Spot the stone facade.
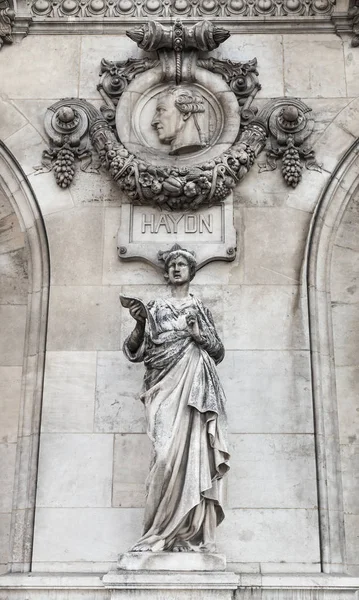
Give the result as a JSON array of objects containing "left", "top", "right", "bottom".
[{"left": 0, "top": 2, "right": 359, "bottom": 598}]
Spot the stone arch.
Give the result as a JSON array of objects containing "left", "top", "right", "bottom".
[
  {"left": 305, "top": 136, "right": 359, "bottom": 574},
  {"left": 0, "top": 141, "right": 49, "bottom": 573}
]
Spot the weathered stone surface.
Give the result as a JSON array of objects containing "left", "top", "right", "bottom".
[
  {"left": 103, "top": 207, "right": 161, "bottom": 286},
  {"left": 0, "top": 99, "right": 27, "bottom": 141},
  {"left": 0, "top": 442, "right": 16, "bottom": 512},
  {"left": 228, "top": 434, "right": 317, "bottom": 509},
  {"left": 283, "top": 35, "right": 346, "bottom": 98},
  {"left": 341, "top": 443, "right": 359, "bottom": 515},
  {"left": 28, "top": 172, "right": 74, "bottom": 217},
  {"left": 95, "top": 351, "right": 146, "bottom": 434},
  {"left": 0, "top": 213, "right": 25, "bottom": 255},
  {"left": 116, "top": 552, "right": 226, "bottom": 571},
  {"left": 79, "top": 37, "right": 142, "bottom": 99},
  {"left": 345, "top": 514, "right": 359, "bottom": 566},
  {"left": 315, "top": 122, "right": 357, "bottom": 173},
  {"left": 36, "top": 433, "right": 113, "bottom": 508},
  {"left": 0, "top": 305, "right": 26, "bottom": 365},
  {"left": 113, "top": 434, "right": 151, "bottom": 507},
  {"left": 332, "top": 303, "right": 359, "bottom": 368},
  {"left": 243, "top": 207, "right": 311, "bottom": 285},
  {"left": 219, "top": 350, "right": 313, "bottom": 434},
  {"left": 41, "top": 352, "right": 97, "bottom": 433},
  {"left": 0, "top": 513, "right": 11, "bottom": 565},
  {"left": 222, "top": 285, "right": 308, "bottom": 350},
  {"left": 47, "top": 286, "right": 122, "bottom": 351},
  {"left": 217, "top": 508, "right": 320, "bottom": 564},
  {"left": 45, "top": 207, "right": 104, "bottom": 286},
  {"left": 0, "top": 366, "right": 22, "bottom": 443},
  {"left": 32, "top": 508, "right": 143, "bottom": 563},
  {"left": 214, "top": 35, "right": 284, "bottom": 98},
  {"left": 0, "top": 249, "right": 28, "bottom": 305},
  {"left": 344, "top": 40, "right": 359, "bottom": 98},
  {"left": 336, "top": 366, "right": 359, "bottom": 445},
  {"left": 0, "top": 36, "right": 81, "bottom": 99},
  {"left": 331, "top": 244, "right": 359, "bottom": 305},
  {"left": 5, "top": 124, "right": 48, "bottom": 177}
]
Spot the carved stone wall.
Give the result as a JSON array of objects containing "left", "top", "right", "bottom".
[
  {"left": 29, "top": 0, "right": 336, "bottom": 19},
  {"left": 331, "top": 173, "right": 359, "bottom": 575},
  {"left": 0, "top": 184, "right": 27, "bottom": 575},
  {"left": 0, "top": 10, "right": 359, "bottom": 600}
]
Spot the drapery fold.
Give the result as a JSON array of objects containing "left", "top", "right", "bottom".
[{"left": 123, "top": 296, "right": 229, "bottom": 551}]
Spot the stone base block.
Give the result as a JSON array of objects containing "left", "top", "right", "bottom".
[
  {"left": 116, "top": 552, "right": 226, "bottom": 572},
  {"left": 102, "top": 569, "right": 239, "bottom": 600},
  {"left": 0, "top": 573, "right": 358, "bottom": 600}
]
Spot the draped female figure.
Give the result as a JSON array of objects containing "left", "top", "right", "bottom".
[{"left": 122, "top": 248, "right": 229, "bottom": 553}]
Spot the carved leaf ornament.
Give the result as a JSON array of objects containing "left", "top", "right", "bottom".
[
  {"left": 38, "top": 19, "right": 321, "bottom": 205},
  {"left": 92, "top": 20, "right": 268, "bottom": 210}
]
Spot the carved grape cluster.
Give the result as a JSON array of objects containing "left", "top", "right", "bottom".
[
  {"left": 100, "top": 140, "right": 256, "bottom": 209},
  {"left": 281, "top": 145, "right": 302, "bottom": 188},
  {"left": 53, "top": 147, "right": 76, "bottom": 188}
]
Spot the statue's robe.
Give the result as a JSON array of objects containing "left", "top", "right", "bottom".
[{"left": 123, "top": 295, "right": 229, "bottom": 551}]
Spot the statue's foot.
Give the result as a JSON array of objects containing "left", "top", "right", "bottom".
[
  {"left": 199, "top": 542, "right": 216, "bottom": 553},
  {"left": 130, "top": 543, "right": 155, "bottom": 552},
  {"left": 172, "top": 541, "right": 195, "bottom": 552}
]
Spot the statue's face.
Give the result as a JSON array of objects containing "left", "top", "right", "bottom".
[
  {"left": 166, "top": 255, "right": 191, "bottom": 285},
  {"left": 151, "top": 95, "right": 182, "bottom": 144}
]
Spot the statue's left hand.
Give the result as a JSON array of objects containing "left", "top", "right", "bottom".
[
  {"left": 129, "top": 300, "right": 147, "bottom": 324},
  {"left": 186, "top": 312, "right": 202, "bottom": 343}
]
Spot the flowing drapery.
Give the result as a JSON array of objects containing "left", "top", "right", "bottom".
[{"left": 123, "top": 295, "right": 229, "bottom": 551}]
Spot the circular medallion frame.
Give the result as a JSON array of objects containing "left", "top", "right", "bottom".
[{"left": 116, "top": 65, "right": 241, "bottom": 169}]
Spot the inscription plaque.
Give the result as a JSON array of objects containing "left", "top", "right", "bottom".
[{"left": 118, "top": 195, "right": 237, "bottom": 269}]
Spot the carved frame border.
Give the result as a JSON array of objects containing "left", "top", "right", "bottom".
[
  {"left": 305, "top": 139, "right": 359, "bottom": 573},
  {"left": 0, "top": 142, "right": 50, "bottom": 573}
]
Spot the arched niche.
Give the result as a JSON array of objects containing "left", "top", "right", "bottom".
[
  {"left": 306, "top": 139, "right": 359, "bottom": 574},
  {"left": 0, "top": 142, "right": 49, "bottom": 573},
  {"left": 330, "top": 170, "right": 359, "bottom": 576}
]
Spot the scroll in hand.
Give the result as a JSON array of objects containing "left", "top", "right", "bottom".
[{"left": 120, "top": 295, "right": 147, "bottom": 323}]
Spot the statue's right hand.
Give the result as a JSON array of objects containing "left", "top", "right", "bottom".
[{"left": 128, "top": 300, "right": 147, "bottom": 323}]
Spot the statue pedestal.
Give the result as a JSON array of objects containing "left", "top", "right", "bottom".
[
  {"left": 115, "top": 551, "right": 226, "bottom": 571},
  {"left": 102, "top": 553, "right": 238, "bottom": 599}
]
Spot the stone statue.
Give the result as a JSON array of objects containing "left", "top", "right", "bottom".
[
  {"left": 151, "top": 86, "right": 208, "bottom": 156},
  {"left": 121, "top": 246, "right": 229, "bottom": 553}
]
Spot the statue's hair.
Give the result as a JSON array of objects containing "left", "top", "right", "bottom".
[
  {"left": 164, "top": 249, "right": 197, "bottom": 282},
  {"left": 168, "top": 87, "right": 205, "bottom": 116}
]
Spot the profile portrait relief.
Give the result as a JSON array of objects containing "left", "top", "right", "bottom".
[{"left": 151, "top": 86, "right": 208, "bottom": 156}]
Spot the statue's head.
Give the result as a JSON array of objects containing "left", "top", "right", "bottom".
[
  {"left": 163, "top": 248, "right": 197, "bottom": 283},
  {"left": 151, "top": 86, "right": 207, "bottom": 156}
]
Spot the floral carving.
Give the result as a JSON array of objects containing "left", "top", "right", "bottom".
[
  {"left": 98, "top": 57, "right": 160, "bottom": 125},
  {"left": 36, "top": 102, "right": 101, "bottom": 188},
  {"left": 197, "top": 57, "right": 261, "bottom": 127},
  {"left": 0, "top": 2, "right": 15, "bottom": 49},
  {"left": 39, "top": 19, "right": 320, "bottom": 201},
  {"left": 349, "top": 0, "right": 359, "bottom": 47},
  {"left": 93, "top": 120, "right": 265, "bottom": 209},
  {"left": 258, "top": 102, "right": 321, "bottom": 188}
]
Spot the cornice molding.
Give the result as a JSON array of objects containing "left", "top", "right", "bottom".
[{"left": 11, "top": 15, "right": 354, "bottom": 37}]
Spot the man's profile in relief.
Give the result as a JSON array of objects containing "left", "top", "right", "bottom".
[{"left": 151, "top": 86, "right": 208, "bottom": 156}]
